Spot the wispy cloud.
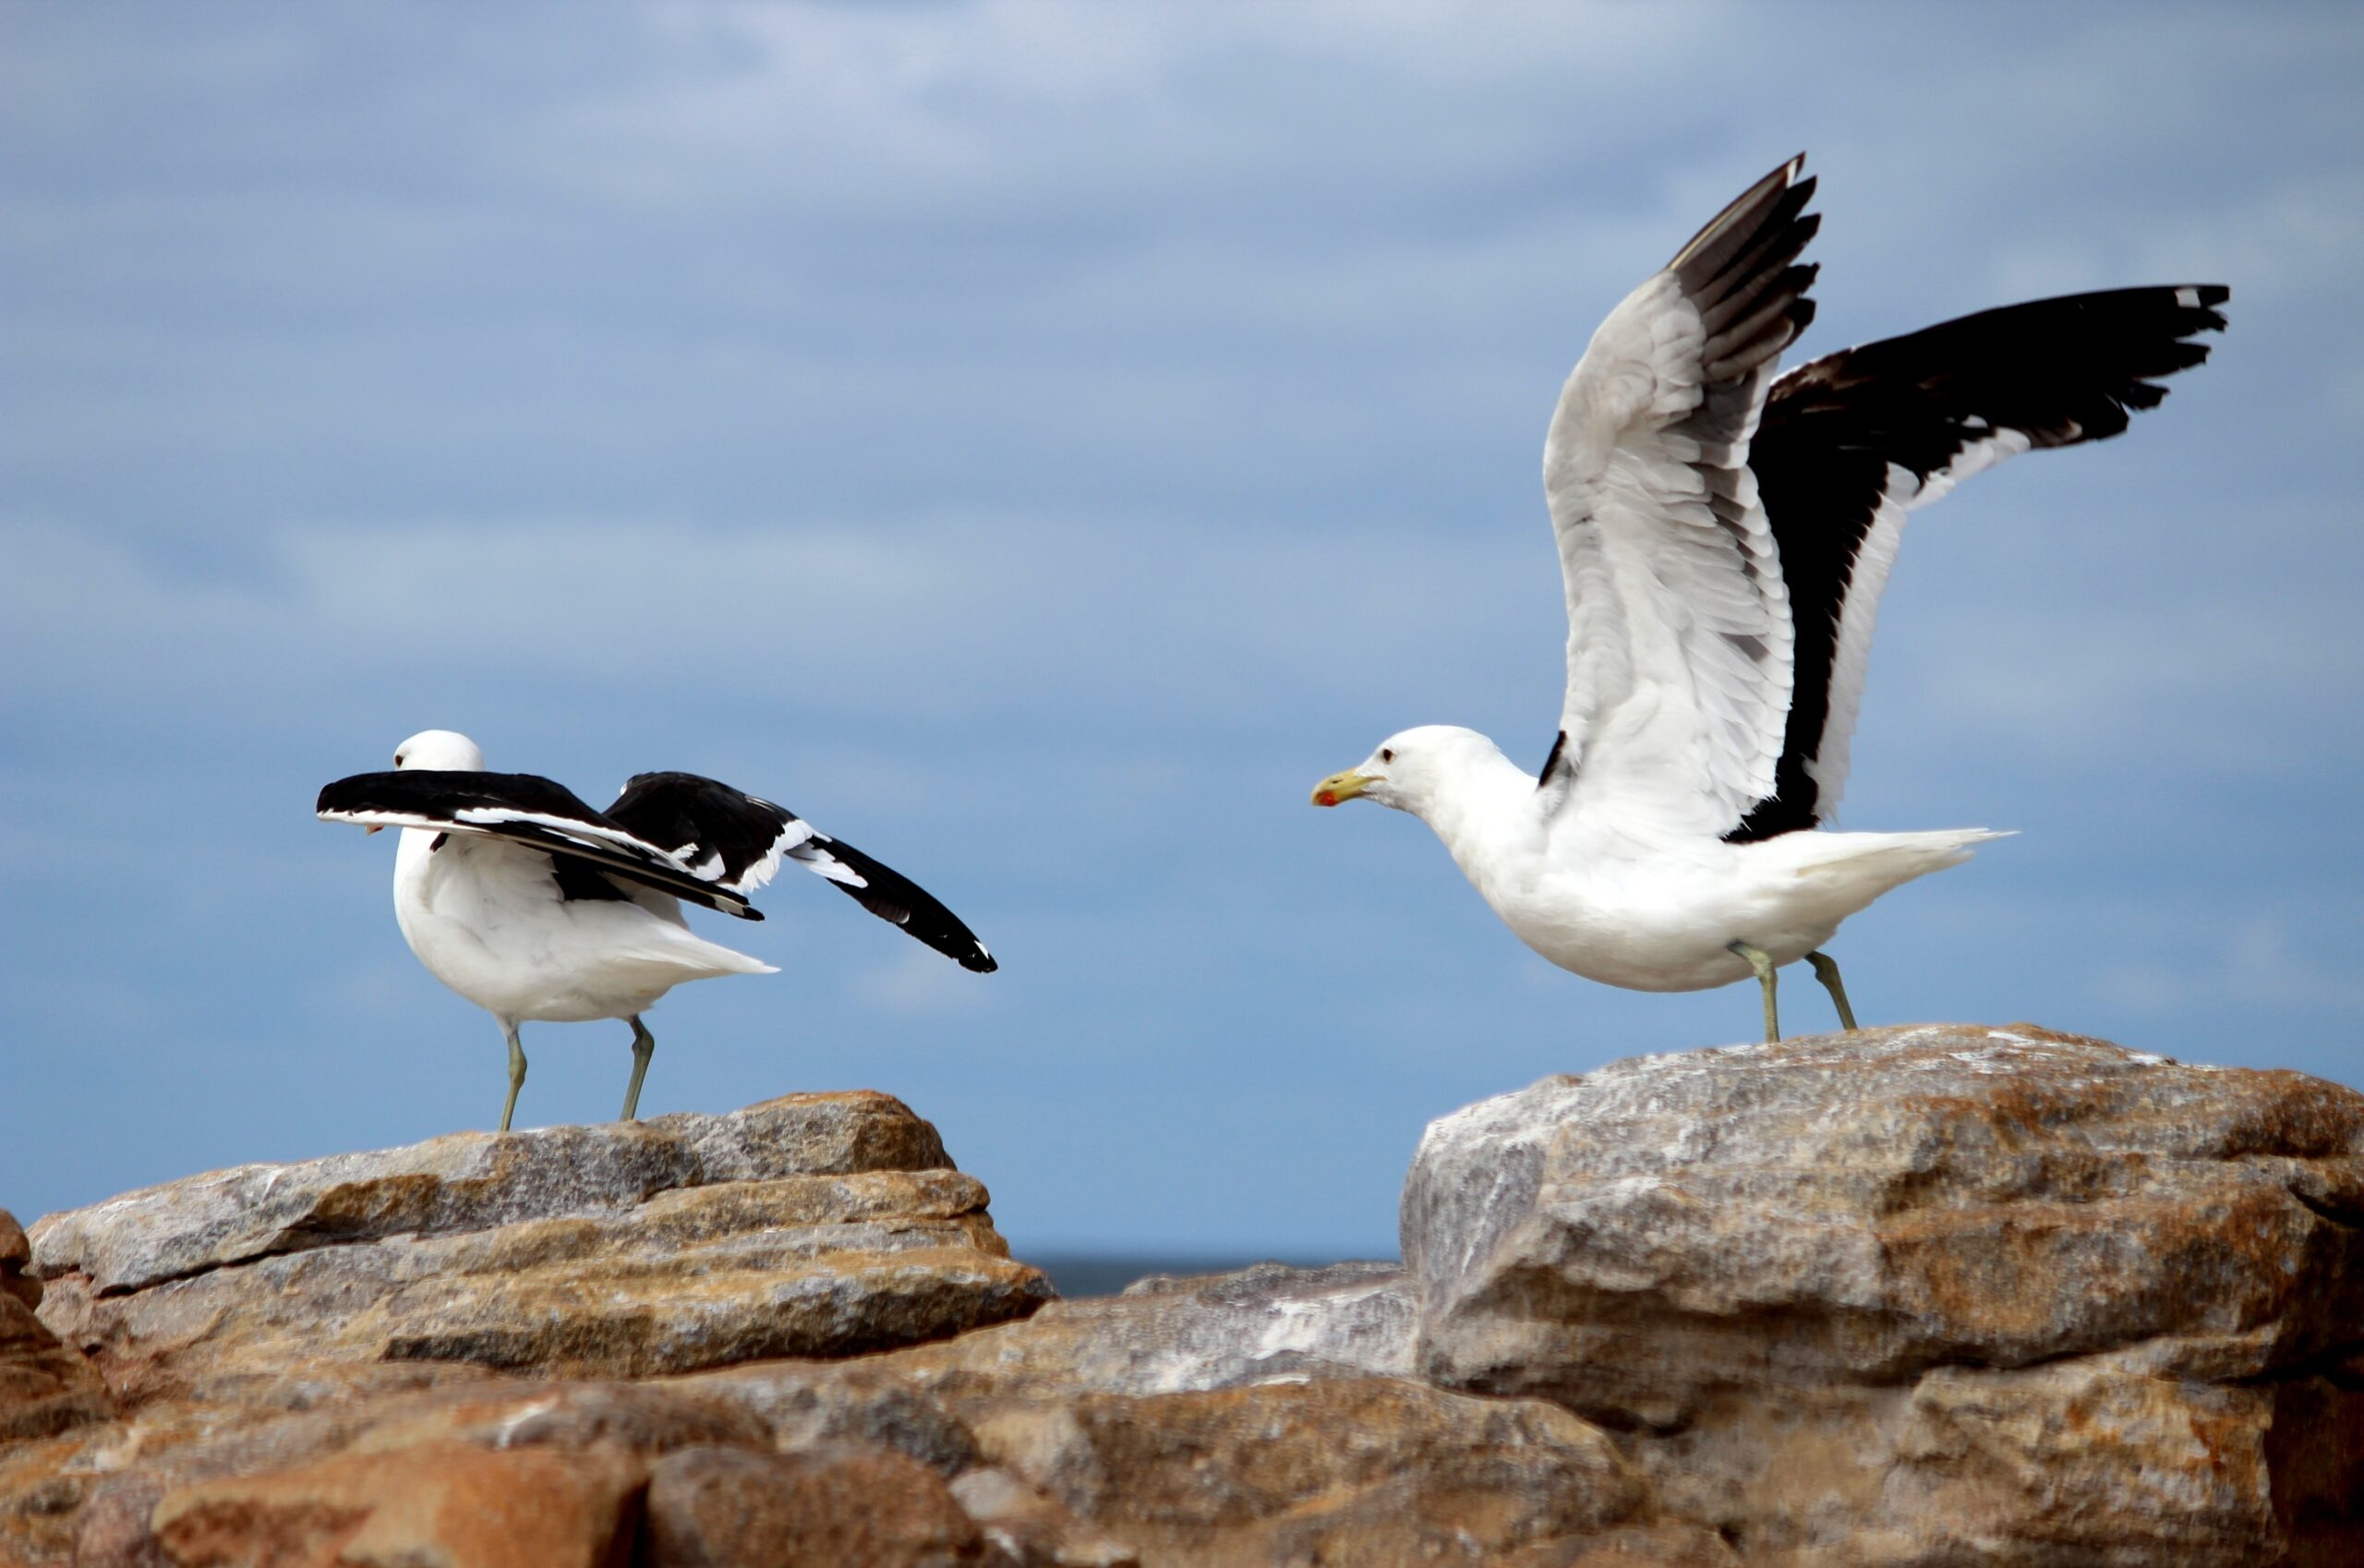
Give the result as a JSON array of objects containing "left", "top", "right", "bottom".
[{"left": 3, "top": 1, "right": 2358, "bottom": 1248}]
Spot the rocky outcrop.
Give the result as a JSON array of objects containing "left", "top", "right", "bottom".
[
  {"left": 30, "top": 1092, "right": 1051, "bottom": 1405},
  {"left": 6, "top": 1029, "right": 2359, "bottom": 1566},
  {"left": 0, "top": 1263, "right": 1725, "bottom": 1568},
  {"left": 680, "top": 1263, "right": 1732, "bottom": 1565},
  {"left": 1, "top": 1243, "right": 1718, "bottom": 1566},
  {"left": 1405, "top": 1024, "right": 2364, "bottom": 1567},
  {"left": 0, "top": 1093, "right": 1055, "bottom": 1566}
]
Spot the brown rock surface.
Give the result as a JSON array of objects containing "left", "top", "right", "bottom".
[
  {"left": 959, "top": 1377, "right": 1675, "bottom": 1567},
  {"left": 1403, "top": 1024, "right": 2364, "bottom": 1566},
  {"left": 687, "top": 1271, "right": 1730, "bottom": 1568},
  {"left": 22, "top": 1377, "right": 777, "bottom": 1565},
  {"left": 0, "top": 1209, "right": 113, "bottom": 1445},
  {"left": 2, "top": 1210, "right": 40, "bottom": 1311},
  {"left": 30, "top": 1092, "right": 1051, "bottom": 1402},
  {"left": 641, "top": 1442, "right": 985, "bottom": 1567},
  {"left": 151, "top": 1438, "right": 645, "bottom": 1568}
]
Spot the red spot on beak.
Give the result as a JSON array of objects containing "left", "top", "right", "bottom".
[{"left": 1313, "top": 790, "right": 1338, "bottom": 807}]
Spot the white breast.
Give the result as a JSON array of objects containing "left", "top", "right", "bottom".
[{"left": 391, "top": 828, "right": 768, "bottom": 1024}]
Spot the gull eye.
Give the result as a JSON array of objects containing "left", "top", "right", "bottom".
[{"left": 1381, "top": 748, "right": 1395, "bottom": 764}]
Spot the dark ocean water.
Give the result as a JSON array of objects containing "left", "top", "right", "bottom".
[{"left": 1028, "top": 1253, "right": 1393, "bottom": 1299}]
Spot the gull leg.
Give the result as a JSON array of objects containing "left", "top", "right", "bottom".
[
  {"left": 500, "top": 1022, "right": 527, "bottom": 1133},
  {"left": 621, "top": 1016, "right": 656, "bottom": 1122},
  {"left": 1806, "top": 950, "right": 1859, "bottom": 1031},
  {"left": 1728, "top": 941, "right": 1780, "bottom": 1043}
]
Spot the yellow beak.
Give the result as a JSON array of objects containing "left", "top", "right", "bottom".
[
  {"left": 365, "top": 824, "right": 384, "bottom": 835},
  {"left": 1310, "top": 770, "right": 1377, "bottom": 808}
]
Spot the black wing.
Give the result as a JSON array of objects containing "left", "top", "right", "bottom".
[
  {"left": 609, "top": 772, "right": 998, "bottom": 973},
  {"left": 316, "top": 769, "right": 761, "bottom": 919},
  {"left": 1728, "top": 283, "right": 2230, "bottom": 842},
  {"left": 607, "top": 771, "right": 813, "bottom": 894}
]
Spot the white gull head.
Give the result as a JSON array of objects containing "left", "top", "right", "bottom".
[
  {"left": 392, "top": 730, "right": 485, "bottom": 771},
  {"left": 1310, "top": 724, "right": 1514, "bottom": 820}
]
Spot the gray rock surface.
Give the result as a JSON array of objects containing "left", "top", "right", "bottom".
[
  {"left": 30, "top": 1092, "right": 954, "bottom": 1295},
  {"left": 30, "top": 1092, "right": 1051, "bottom": 1400},
  {"left": 1403, "top": 1023, "right": 2364, "bottom": 1566},
  {"left": 862, "top": 1260, "right": 1414, "bottom": 1397}
]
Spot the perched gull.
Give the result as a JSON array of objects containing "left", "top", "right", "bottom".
[
  {"left": 319, "top": 730, "right": 995, "bottom": 1129},
  {"left": 1311, "top": 155, "right": 2226, "bottom": 1042}
]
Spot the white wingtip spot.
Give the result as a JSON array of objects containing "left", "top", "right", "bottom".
[{"left": 2176, "top": 286, "right": 2201, "bottom": 308}]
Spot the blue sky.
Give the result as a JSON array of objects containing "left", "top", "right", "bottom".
[{"left": 5, "top": 3, "right": 2360, "bottom": 1255}]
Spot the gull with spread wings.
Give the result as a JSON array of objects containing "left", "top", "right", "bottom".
[
  {"left": 1312, "top": 155, "right": 2226, "bottom": 1041},
  {"left": 320, "top": 730, "right": 995, "bottom": 1128}
]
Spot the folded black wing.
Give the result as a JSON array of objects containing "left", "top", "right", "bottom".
[
  {"left": 609, "top": 771, "right": 997, "bottom": 972},
  {"left": 316, "top": 768, "right": 760, "bottom": 919}
]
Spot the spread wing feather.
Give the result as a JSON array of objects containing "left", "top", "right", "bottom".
[
  {"left": 1541, "top": 155, "right": 1819, "bottom": 836},
  {"left": 609, "top": 772, "right": 998, "bottom": 972},
  {"left": 1727, "top": 283, "right": 2231, "bottom": 840}
]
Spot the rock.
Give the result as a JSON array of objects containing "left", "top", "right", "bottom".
[
  {"left": 947, "top": 1468, "right": 1141, "bottom": 1567},
  {"left": 2, "top": 1209, "right": 41, "bottom": 1311},
  {"left": 692, "top": 1363, "right": 987, "bottom": 1475},
  {"left": 14, "top": 1030, "right": 2358, "bottom": 1567},
  {"left": 49, "top": 1381, "right": 749, "bottom": 1562},
  {"left": 0, "top": 1210, "right": 113, "bottom": 1444},
  {"left": 30, "top": 1093, "right": 953, "bottom": 1296},
  {"left": 1403, "top": 1024, "right": 2364, "bottom": 1566},
  {"left": 956, "top": 1376, "right": 1721, "bottom": 1568},
  {"left": 0, "top": 1294, "right": 114, "bottom": 1444},
  {"left": 674, "top": 1262, "right": 1416, "bottom": 1478},
  {"left": 30, "top": 1092, "right": 1051, "bottom": 1401},
  {"left": 151, "top": 1438, "right": 645, "bottom": 1568},
  {"left": 683, "top": 1264, "right": 1728, "bottom": 1566},
  {"left": 642, "top": 1443, "right": 987, "bottom": 1567},
  {"left": 5, "top": 1094, "right": 1046, "bottom": 1565},
  {"left": 793, "top": 1260, "right": 1417, "bottom": 1400}
]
